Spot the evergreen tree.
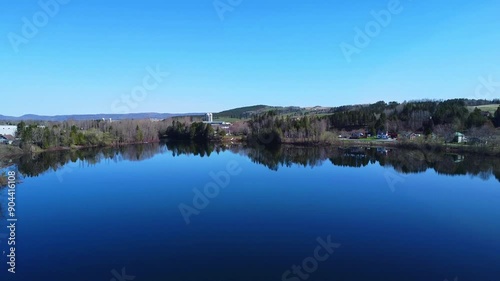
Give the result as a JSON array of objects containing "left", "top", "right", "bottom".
[
  {"left": 494, "top": 106, "right": 500, "bottom": 127},
  {"left": 466, "top": 108, "right": 488, "bottom": 128}
]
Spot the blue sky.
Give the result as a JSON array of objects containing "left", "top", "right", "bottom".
[{"left": 1, "top": 0, "right": 499, "bottom": 116}]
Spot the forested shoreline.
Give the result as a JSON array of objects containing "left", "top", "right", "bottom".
[
  {"left": 1, "top": 99, "right": 500, "bottom": 157},
  {"left": 244, "top": 99, "right": 500, "bottom": 152}
]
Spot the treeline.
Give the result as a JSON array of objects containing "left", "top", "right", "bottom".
[
  {"left": 328, "top": 99, "right": 500, "bottom": 133},
  {"left": 15, "top": 119, "right": 173, "bottom": 150},
  {"left": 8, "top": 116, "right": 224, "bottom": 151}
]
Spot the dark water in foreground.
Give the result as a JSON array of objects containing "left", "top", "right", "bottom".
[{"left": 0, "top": 143, "right": 499, "bottom": 281}]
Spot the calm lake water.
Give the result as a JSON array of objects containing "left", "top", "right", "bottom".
[{"left": 1, "top": 143, "right": 499, "bottom": 281}]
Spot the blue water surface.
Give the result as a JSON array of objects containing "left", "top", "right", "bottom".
[{"left": 0, "top": 144, "right": 499, "bottom": 281}]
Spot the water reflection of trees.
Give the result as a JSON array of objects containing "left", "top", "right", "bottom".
[
  {"left": 15, "top": 144, "right": 166, "bottom": 178},
  {"left": 237, "top": 145, "right": 331, "bottom": 171},
  {"left": 5, "top": 143, "right": 500, "bottom": 182},
  {"left": 243, "top": 145, "right": 500, "bottom": 182},
  {"left": 165, "top": 141, "right": 220, "bottom": 158}
]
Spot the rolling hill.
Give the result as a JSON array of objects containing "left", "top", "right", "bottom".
[{"left": 0, "top": 112, "right": 204, "bottom": 122}]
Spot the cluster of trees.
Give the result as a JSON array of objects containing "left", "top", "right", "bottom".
[
  {"left": 247, "top": 111, "right": 328, "bottom": 145},
  {"left": 10, "top": 115, "right": 228, "bottom": 150},
  {"left": 495, "top": 106, "right": 500, "bottom": 127},
  {"left": 15, "top": 119, "right": 173, "bottom": 150},
  {"left": 160, "top": 121, "right": 215, "bottom": 142}
]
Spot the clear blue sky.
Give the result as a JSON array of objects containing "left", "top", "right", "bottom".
[{"left": 1, "top": 0, "right": 499, "bottom": 116}]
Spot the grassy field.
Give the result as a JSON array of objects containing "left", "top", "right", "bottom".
[
  {"left": 213, "top": 117, "right": 247, "bottom": 123},
  {"left": 467, "top": 104, "right": 499, "bottom": 114}
]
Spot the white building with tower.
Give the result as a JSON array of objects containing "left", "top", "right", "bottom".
[{"left": 205, "top": 113, "right": 213, "bottom": 122}]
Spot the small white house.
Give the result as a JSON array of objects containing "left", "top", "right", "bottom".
[
  {"left": 453, "top": 132, "right": 467, "bottom": 143},
  {"left": 0, "top": 125, "right": 17, "bottom": 137}
]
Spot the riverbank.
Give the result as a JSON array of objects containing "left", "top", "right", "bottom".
[
  {"left": 332, "top": 138, "right": 500, "bottom": 155},
  {"left": 0, "top": 145, "right": 24, "bottom": 160},
  {"left": 0, "top": 141, "right": 163, "bottom": 163},
  {"left": 246, "top": 137, "right": 500, "bottom": 156},
  {"left": 4, "top": 135, "right": 499, "bottom": 164},
  {"left": 0, "top": 135, "right": 244, "bottom": 163}
]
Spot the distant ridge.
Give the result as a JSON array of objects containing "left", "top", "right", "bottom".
[
  {"left": 3, "top": 99, "right": 499, "bottom": 122},
  {"left": 214, "top": 105, "right": 270, "bottom": 119},
  {"left": 0, "top": 112, "right": 205, "bottom": 122}
]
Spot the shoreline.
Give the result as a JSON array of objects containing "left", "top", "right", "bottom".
[
  {"left": 40, "top": 140, "right": 163, "bottom": 152},
  {"left": 2, "top": 137, "right": 499, "bottom": 162},
  {"left": 0, "top": 141, "right": 162, "bottom": 162},
  {"left": 339, "top": 139, "right": 500, "bottom": 155},
  {"left": 248, "top": 138, "right": 500, "bottom": 156},
  {"left": 0, "top": 136, "right": 240, "bottom": 161}
]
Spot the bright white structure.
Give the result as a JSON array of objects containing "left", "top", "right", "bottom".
[
  {"left": 205, "top": 113, "right": 213, "bottom": 122},
  {"left": 0, "top": 125, "right": 17, "bottom": 136}
]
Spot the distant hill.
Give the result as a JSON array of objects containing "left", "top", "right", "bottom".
[
  {"left": 0, "top": 112, "right": 204, "bottom": 122},
  {"left": 214, "top": 105, "right": 270, "bottom": 119},
  {"left": 3, "top": 98, "right": 498, "bottom": 123},
  {"left": 214, "top": 105, "right": 334, "bottom": 119}
]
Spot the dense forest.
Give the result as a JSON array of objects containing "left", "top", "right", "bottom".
[
  {"left": 245, "top": 99, "right": 500, "bottom": 146},
  {"left": 247, "top": 111, "right": 328, "bottom": 145},
  {"left": 328, "top": 99, "right": 499, "bottom": 133}
]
